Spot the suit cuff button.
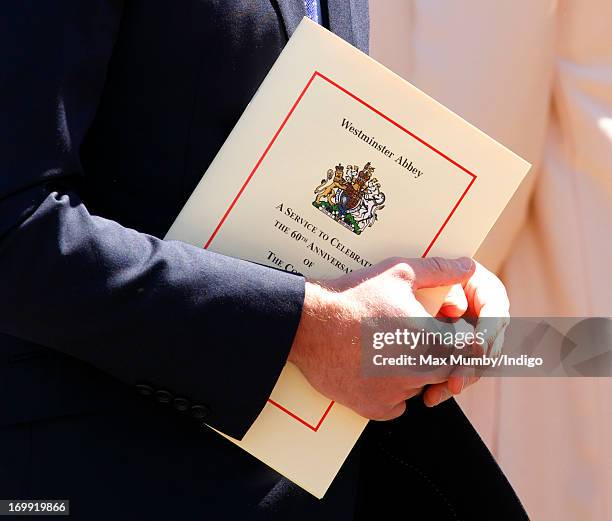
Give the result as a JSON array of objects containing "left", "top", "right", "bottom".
[
  {"left": 190, "top": 404, "right": 210, "bottom": 420},
  {"left": 136, "top": 384, "right": 154, "bottom": 397},
  {"left": 155, "top": 389, "right": 174, "bottom": 404},
  {"left": 173, "top": 397, "right": 190, "bottom": 412}
]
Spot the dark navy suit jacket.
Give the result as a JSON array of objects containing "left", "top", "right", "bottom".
[
  {"left": 0, "top": 1, "right": 371, "bottom": 519},
  {"left": 0, "top": 2, "right": 529, "bottom": 520}
]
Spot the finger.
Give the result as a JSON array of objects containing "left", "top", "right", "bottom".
[
  {"left": 447, "top": 339, "right": 482, "bottom": 394},
  {"left": 489, "top": 329, "right": 506, "bottom": 358},
  {"left": 438, "top": 284, "right": 468, "bottom": 318},
  {"left": 423, "top": 384, "right": 452, "bottom": 407},
  {"left": 402, "top": 387, "right": 425, "bottom": 401},
  {"left": 447, "top": 325, "right": 503, "bottom": 394},
  {"left": 447, "top": 374, "right": 465, "bottom": 395},
  {"left": 446, "top": 319, "right": 507, "bottom": 397},
  {"left": 448, "top": 373, "right": 481, "bottom": 395},
  {"left": 464, "top": 260, "right": 510, "bottom": 318},
  {"left": 409, "top": 257, "right": 475, "bottom": 290},
  {"left": 476, "top": 314, "right": 509, "bottom": 356}
]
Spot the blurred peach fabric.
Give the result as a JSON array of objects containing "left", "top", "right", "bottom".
[{"left": 370, "top": 1, "right": 612, "bottom": 520}]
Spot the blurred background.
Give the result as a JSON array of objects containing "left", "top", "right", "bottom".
[{"left": 369, "top": 1, "right": 612, "bottom": 520}]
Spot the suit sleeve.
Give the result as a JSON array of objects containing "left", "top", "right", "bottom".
[{"left": 0, "top": 1, "right": 305, "bottom": 439}]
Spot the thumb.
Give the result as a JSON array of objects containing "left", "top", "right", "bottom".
[{"left": 410, "top": 257, "right": 475, "bottom": 289}]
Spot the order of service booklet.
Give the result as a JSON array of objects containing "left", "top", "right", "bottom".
[{"left": 165, "top": 18, "right": 531, "bottom": 498}]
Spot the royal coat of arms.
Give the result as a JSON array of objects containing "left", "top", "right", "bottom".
[{"left": 312, "top": 162, "right": 386, "bottom": 235}]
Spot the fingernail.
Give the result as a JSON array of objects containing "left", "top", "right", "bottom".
[
  {"left": 436, "top": 389, "right": 451, "bottom": 405},
  {"left": 457, "top": 257, "right": 473, "bottom": 272}
]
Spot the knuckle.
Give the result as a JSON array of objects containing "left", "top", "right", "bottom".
[
  {"left": 429, "top": 256, "right": 446, "bottom": 272},
  {"left": 391, "top": 261, "right": 415, "bottom": 281},
  {"left": 427, "top": 256, "right": 452, "bottom": 277}
]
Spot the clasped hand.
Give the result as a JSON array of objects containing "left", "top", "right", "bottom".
[{"left": 289, "top": 257, "right": 509, "bottom": 420}]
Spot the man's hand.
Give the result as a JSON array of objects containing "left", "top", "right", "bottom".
[
  {"left": 288, "top": 256, "right": 476, "bottom": 421},
  {"left": 423, "top": 260, "right": 510, "bottom": 407}
]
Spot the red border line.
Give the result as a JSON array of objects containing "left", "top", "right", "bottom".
[
  {"left": 422, "top": 175, "right": 476, "bottom": 257},
  {"left": 203, "top": 71, "right": 477, "bottom": 431},
  {"left": 313, "top": 72, "right": 477, "bottom": 258},
  {"left": 268, "top": 398, "right": 335, "bottom": 432},
  {"left": 204, "top": 72, "right": 318, "bottom": 249},
  {"left": 315, "top": 72, "right": 477, "bottom": 181}
]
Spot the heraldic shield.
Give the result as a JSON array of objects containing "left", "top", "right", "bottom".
[{"left": 312, "top": 162, "right": 386, "bottom": 235}]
